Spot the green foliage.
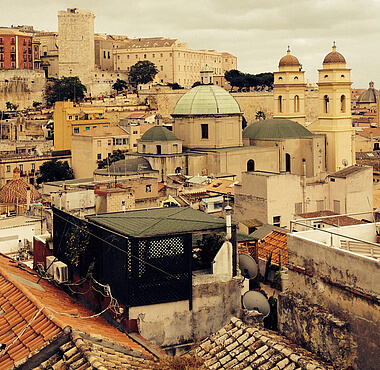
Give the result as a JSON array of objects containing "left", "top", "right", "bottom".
[
  {"left": 37, "top": 159, "right": 74, "bottom": 184},
  {"left": 129, "top": 60, "right": 158, "bottom": 87},
  {"left": 33, "top": 101, "right": 42, "bottom": 108},
  {"left": 167, "top": 82, "right": 184, "bottom": 90},
  {"left": 255, "top": 110, "right": 266, "bottom": 120},
  {"left": 65, "top": 225, "right": 90, "bottom": 267},
  {"left": 97, "top": 149, "right": 127, "bottom": 169},
  {"left": 193, "top": 233, "right": 225, "bottom": 270},
  {"left": 112, "top": 78, "right": 128, "bottom": 92},
  {"left": 6, "top": 101, "right": 18, "bottom": 111},
  {"left": 224, "top": 69, "right": 274, "bottom": 92},
  {"left": 191, "top": 81, "right": 202, "bottom": 88},
  {"left": 45, "top": 76, "right": 87, "bottom": 105}
]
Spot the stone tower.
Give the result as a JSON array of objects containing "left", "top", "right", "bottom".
[
  {"left": 273, "top": 48, "right": 306, "bottom": 125},
  {"left": 312, "top": 43, "right": 355, "bottom": 172},
  {"left": 58, "top": 8, "right": 95, "bottom": 88}
]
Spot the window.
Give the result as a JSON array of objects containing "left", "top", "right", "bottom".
[
  {"left": 133, "top": 130, "right": 138, "bottom": 134},
  {"left": 19, "top": 164, "right": 23, "bottom": 172},
  {"left": 103, "top": 51, "right": 106, "bottom": 58},
  {"left": 97, "top": 140, "right": 101, "bottom": 147},
  {"left": 84, "top": 113, "right": 89, "bottom": 120},
  {"left": 11, "top": 37, "right": 15, "bottom": 44},
  {"left": 75, "top": 115, "right": 78, "bottom": 120},
  {"left": 142, "top": 144, "right": 146, "bottom": 152},
  {"left": 160, "top": 53, "right": 163, "bottom": 57},
  {"left": 294, "top": 95, "right": 299, "bottom": 113},
  {"left": 146, "top": 185, "right": 151, "bottom": 193},
  {"left": 108, "top": 139, "right": 111, "bottom": 146},
  {"left": 324, "top": 95, "right": 329, "bottom": 113},
  {"left": 156, "top": 145, "right": 162, "bottom": 154},
  {"left": 93, "top": 126, "right": 97, "bottom": 129},
  {"left": 133, "top": 143, "right": 137, "bottom": 147},
  {"left": 69, "top": 115, "right": 72, "bottom": 120},
  {"left": 278, "top": 95, "right": 283, "bottom": 113},
  {"left": 97, "top": 153, "right": 102, "bottom": 160},
  {"left": 273, "top": 216, "right": 281, "bottom": 227},
  {"left": 340, "top": 95, "right": 346, "bottom": 113},
  {"left": 173, "top": 144, "right": 178, "bottom": 152},
  {"left": 0, "top": 38, "right": 3, "bottom": 44},
  {"left": 73, "top": 127, "right": 79, "bottom": 133},
  {"left": 160, "top": 65, "right": 163, "bottom": 71},
  {"left": 108, "top": 51, "right": 110, "bottom": 59},
  {"left": 6, "top": 165, "right": 10, "bottom": 172},
  {"left": 85, "top": 126, "right": 90, "bottom": 130},
  {"left": 333, "top": 200, "right": 340, "bottom": 214},
  {"left": 99, "top": 113, "right": 103, "bottom": 119},
  {"left": 247, "top": 159, "right": 255, "bottom": 172},
  {"left": 295, "top": 203, "right": 302, "bottom": 215},
  {"left": 201, "top": 124, "right": 208, "bottom": 139},
  {"left": 144, "top": 54, "right": 146, "bottom": 59},
  {"left": 152, "top": 54, "right": 155, "bottom": 58},
  {"left": 285, "top": 153, "right": 291, "bottom": 172},
  {"left": 31, "top": 163, "right": 35, "bottom": 170}
]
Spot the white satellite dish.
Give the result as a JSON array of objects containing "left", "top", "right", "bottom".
[
  {"left": 242, "top": 291, "right": 271, "bottom": 318},
  {"left": 239, "top": 253, "right": 258, "bottom": 280}
]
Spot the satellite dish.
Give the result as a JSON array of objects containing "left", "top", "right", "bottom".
[
  {"left": 342, "top": 159, "right": 349, "bottom": 167},
  {"left": 242, "top": 291, "right": 271, "bottom": 318},
  {"left": 239, "top": 253, "right": 258, "bottom": 280}
]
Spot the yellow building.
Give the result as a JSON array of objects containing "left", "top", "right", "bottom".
[
  {"left": 273, "top": 48, "right": 306, "bottom": 125},
  {"left": 309, "top": 44, "right": 355, "bottom": 172},
  {"left": 113, "top": 37, "right": 237, "bottom": 88},
  {"left": 53, "top": 101, "right": 110, "bottom": 151}
]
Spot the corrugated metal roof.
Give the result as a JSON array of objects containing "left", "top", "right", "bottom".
[{"left": 87, "top": 207, "right": 227, "bottom": 237}]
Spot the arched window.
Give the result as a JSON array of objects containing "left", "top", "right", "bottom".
[
  {"left": 340, "top": 95, "right": 346, "bottom": 113},
  {"left": 278, "top": 96, "right": 283, "bottom": 113},
  {"left": 285, "top": 153, "right": 291, "bottom": 172},
  {"left": 156, "top": 145, "right": 161, "bottom": 154},
  {"left": 142, "top": 144, "right": 146, "bottom": 153},
  {"left": 324, "top": 95, "right": 329, "bottom": 113},
  {"left": 175, "top": 167, "right": 181, "bottom": 174},
  {"left": 294, "top": 95, "right": 299, "bottom": 113},
  {"left": 247, "top": 159, "right": 255, "bottom": 172}
]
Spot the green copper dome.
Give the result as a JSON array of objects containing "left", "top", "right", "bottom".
[
  {"left": 140, "top": 126, "right": 179, "bottom": 141},
  {"left": 172, "top": 85, "right": 241, "bottom": 115},
  {"left": 243, "top": 119, "right": 313, "bottom": 140}
]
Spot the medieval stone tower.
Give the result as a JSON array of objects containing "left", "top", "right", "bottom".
[
  {"left": 58, "top": 8, "right": 95, "bottom": 88},
  {"left": 273, "top": 48, "right": 306, "bottom": 125}
]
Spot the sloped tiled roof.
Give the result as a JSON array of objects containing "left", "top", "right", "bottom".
[
  {"left": 0, "top": 179, "right": 41, "bottom": 204},
  {"left": 329, "top": 165, "right": 368, "bottom": 178},
  {"left": 250, "top": 224, "right": 289, "bottom": 241},
  {"left": 0, "top": 272, "right": 62, "bottom": 369},
  {"left": 75, "top": 126, "right": 128, "bottom": 137},
  {"left": 297, "top": 210, "right": 367, "bottom": 227},
  {"left": 87, "top": 207, "right": 226, "bottom": 237},
  {"left": 258, "top": 230, "right": 288, "bottom": 266},
  {"left": 193, "top": 316, "right": 333, "bottom": 369},
  {"left": 0, "top": 254, "right": 156, "bottom": 369}
]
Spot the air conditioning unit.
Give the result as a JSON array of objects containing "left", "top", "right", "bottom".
[
  {"left": 46, "top": 255, "right": 56, "bottom": 276},
  {"left": 53, "top": 261, "right": 69, "bottom": 284}
]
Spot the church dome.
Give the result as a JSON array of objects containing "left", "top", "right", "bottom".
[
  {"left": 140, "top": 126, "right": 179, "bottom": 141},
  {"left": 357, "top": 81, "right": 378, "bottom": 103},
  {"left": 0, "top": 168, "right": 41, "bottom": 204},
  {"left": 172, "top": 85, "right": 241, "bottom": 115},
  {"left": 243, "top": 119, "right": 314, "bottom": 140},
  {"left": 94, "top": 157, "right": 154, "bottom": 176},
  {"left": 323, "top": 45, "right": 346, "bottom": 64},
  {"left": 279, "top": 49, "right": 300, "bottom": 67}
]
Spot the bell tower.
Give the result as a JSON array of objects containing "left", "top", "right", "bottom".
[
  {"left": 312, "top": 43, "right": 355, "bottom": 172},
  {"left": 273, "top": 47, "right": 306, "bottom": 125}
]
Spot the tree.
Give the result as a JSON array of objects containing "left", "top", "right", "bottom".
[
  {"left": 33, "top": 101, "right": 42, "bottom": 108},
  {"left": 97, "top": 149, "right": 127, "bottom": 169},
  {"left": 37, "top": 159, "right": 74, "bottom": 184},
  {"left": 112, "top": 78, "right": 128, "bottom": 93},
  {"left": 6, "top": 101, "right": 18, "bottom": 111},
  {"left": 45, "top": 76, "right": 87, "bottom": 106},
  {"left": 255, "top": 110, "right": 266, "bottom": 120},
  {"left": 224, "top": 70, "right": 274, "bottom": 92},
  {"left": 129, "top": 60, "right": 158, "bottom": 87}
]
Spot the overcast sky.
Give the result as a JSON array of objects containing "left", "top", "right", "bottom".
[{"left": 1, "top": 0, "right": 379, "bottom": 88}]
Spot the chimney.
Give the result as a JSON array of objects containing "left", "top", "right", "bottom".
[{"left": 26, "top": 187, "right": 31, "bottom": 211}]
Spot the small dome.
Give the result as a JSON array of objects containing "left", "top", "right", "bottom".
[
  {"left": 140, "top": 126, "right": 179, "bottom": 141},
  {"left": 243, "top": 119, "right": 313, "bottom": 140},
  {"left": 279, "top": 49, "right": 300, "bottom": 67},
  {"left": 0, "top": 178, "right": 41, "bottom": 204},
  {"left": 357, "top": 81, "right": 378, "bottom": 104},
  {"left": 172, "top": 85, "right": 241, "bottom": 115},
  {"left": 94, "top": 157, "right": 154, "bottom": 175},
  {"left": 323, "top": 45, "right": 346, "bottom": 64}
]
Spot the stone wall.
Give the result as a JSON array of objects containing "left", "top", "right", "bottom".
[
  {"left": 140, "top": 87, "right": 319, "bottom": 124},
  {"left": 0, "top": 70, "right": 45, "bottom": 110},
  {"left": 278, "top": 233, "right": 380, "bottom": 369}
]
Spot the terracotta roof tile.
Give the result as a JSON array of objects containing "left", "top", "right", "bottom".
[
  {"left": 192, "top": 317, "right": 333, "bottom": 369},
  {"left": 0, "top": 254, "right": 159, "bottom": 369}
]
